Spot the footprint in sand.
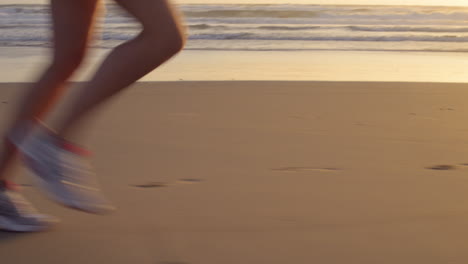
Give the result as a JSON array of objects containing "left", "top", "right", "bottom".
[
  {"left": 176, "top": 178, "right": 204, "bottom": 184},
  {"left": 426, "top": 165, "right": 457, "bottom": 171},
  {"left": 131, "top": 179, "right": 203, "bottom": 189},
  {"left": 272, "top": 167, "right": 341, "bottom": 173},
  {"left": 132, "top": 182, "right": 171, "bottom": 188}
]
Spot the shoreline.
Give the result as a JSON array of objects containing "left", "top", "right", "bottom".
[{"left": 2, "top": 47, "right": 468, "bottom": 83}]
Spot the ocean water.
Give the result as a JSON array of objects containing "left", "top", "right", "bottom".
[
  {"left": 2, "top": 4, "right": 468, "bottom": 83},
  {"left": 1, "top": 4, "right": 468, "bottom": 53}
]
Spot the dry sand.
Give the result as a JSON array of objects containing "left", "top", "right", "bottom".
[{"left": 2, "top": 81, "right": 468, "bottom": 263}]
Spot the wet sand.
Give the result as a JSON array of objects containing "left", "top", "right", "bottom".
[{"left": 2, "top": 81, "right": 468, "bottom": 263}]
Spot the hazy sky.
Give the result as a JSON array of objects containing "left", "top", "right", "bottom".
[{"left": 1, "top": 0, "right": 468, "bottom": 6}]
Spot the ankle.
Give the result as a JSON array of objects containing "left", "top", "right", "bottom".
[{"left": 39, "top": 130, "right": 92, "bottom": 156}]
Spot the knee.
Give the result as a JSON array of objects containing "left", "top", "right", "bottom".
[
  {"left": 165, "top": 29, "right": 186, "bottom": 55},
  {"left": 142, "top": 25, "right": 186, "bottom": 59}
]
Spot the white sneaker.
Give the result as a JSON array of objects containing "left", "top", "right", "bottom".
[
  {"left": 0, "top": 180, "right": 58, "bottom": 232},
  {"left": 13, "top": 122, "right": 115, "bottom": 214}
]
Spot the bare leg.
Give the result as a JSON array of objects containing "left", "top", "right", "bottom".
[
  {"left": 54, "top": 0, "right": 185, "bottom": 139},
  {"left": 0, "top": 0, "right": 99, "bottom": 180}
]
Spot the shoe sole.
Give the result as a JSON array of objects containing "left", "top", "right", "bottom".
[{"left": 0, "top": 216, "right": 57, "bottom": 232}]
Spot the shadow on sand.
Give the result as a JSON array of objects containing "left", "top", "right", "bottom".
[{"left": 0, "top": 230, "right": 30, "bottom": 243}]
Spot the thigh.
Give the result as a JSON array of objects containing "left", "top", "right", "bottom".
[{"left": 50, "top": 0, "right": 101, "bottom": 63}]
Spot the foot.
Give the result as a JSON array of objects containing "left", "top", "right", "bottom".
[
  {"left": 0, "top": 180, "right": 58, "bottom": 232},
  {"left": 13, "top": 122, "right": 115, "bottom": 214}
]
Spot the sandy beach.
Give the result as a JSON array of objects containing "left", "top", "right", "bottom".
[{"left": 2, "top": 81, "right": 468, "bottom": 263}]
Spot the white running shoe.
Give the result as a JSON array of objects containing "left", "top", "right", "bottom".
[
  {"left": 0, "top": 180, "right": 58, "bottom": 232},
  {"left": 13, "top": 122, "right": 115, "bottom": 214}
]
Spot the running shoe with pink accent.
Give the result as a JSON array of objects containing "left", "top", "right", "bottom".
[{"left": 13, "top": 122, "right": 115, "bottom": 214}]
